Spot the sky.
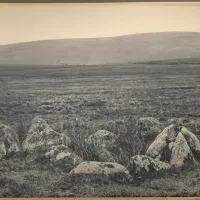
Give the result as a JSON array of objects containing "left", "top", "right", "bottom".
[{"left": 1, "top": 4, "right": 200, "bottom": 45}]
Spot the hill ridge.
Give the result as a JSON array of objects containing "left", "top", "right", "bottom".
[
  {"left": 0, "top": 32, "right": 200, "bottom": 65},
  {"left": 1, "top": 31, "right": 199, "bottom": 46}
]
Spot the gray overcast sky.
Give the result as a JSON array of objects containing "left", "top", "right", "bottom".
[{"left": 1, "top": 4, "right": 200, "bottom": 45}]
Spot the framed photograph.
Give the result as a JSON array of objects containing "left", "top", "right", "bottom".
[{"left": 1, "top": 2, "right": 200, "bottom": 198}]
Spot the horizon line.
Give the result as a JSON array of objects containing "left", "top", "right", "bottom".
[{"left": 1, "top": 31, "right": 200, "bottom": 46}]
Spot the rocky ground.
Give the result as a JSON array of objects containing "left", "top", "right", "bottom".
[{"left": 0, "top": 64, "right": 200, "bottom": 197}]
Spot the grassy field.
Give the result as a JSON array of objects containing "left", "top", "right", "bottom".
[
  {"left": 0, "top": 63, "right": 200, "bottom": 134},
  {"left": 0, "top": 63, "right": 200, "bottom": 197}
]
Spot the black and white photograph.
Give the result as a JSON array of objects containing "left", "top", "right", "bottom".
[{"left": 0, "top": 4, "right": 200, "bottom": 197}]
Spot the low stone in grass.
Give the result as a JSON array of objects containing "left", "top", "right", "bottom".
[
  {"left": 86, "top": 130, "right": 119, "bottom": 162},
  {"left": 45, "top": 145, "right": 83, "bottom": 172},
  {"left": 129, "top": 155, "right": 170, "bottom": 176},
  {"left": 69, "top": 161, "right": 132, "bottom": 182},
  {"left": 87, "top": 130, "right": 118, "bottom": 149}
]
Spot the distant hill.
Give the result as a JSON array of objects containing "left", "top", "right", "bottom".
[{"left": 0, "top": 32, "right": 200, "bottom": 65}]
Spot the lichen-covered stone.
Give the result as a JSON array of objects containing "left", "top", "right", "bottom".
[
  {"left": 0, "top": 124, "right": 20, "bottom": 159},
  {"left": 129, "top": 155, "right": 170, "bottom": 174},
  {"left": 86, "top": 130, "right": 119, "bottom": 162},
  {"left": 69, "top": 161, "right": 132, "bottom": 182},
  {"left": 45, "top": 145, "right": 83, "bottom": 171},
  {"left": 181, "top": 126, "right": 200, "bottom": 156},
  {"left": 135, "top": 117, "right": 163, "bottom": 141},
  {"left": 87, "top": 130, "right": 118, "bottom": 148},
  {"left": 146, "top": 124, "right": 178, "bottom": 159},
  {"left": 22, "top": 117, "right": 71, "bottom": 152},
  {"left": 170, "top": 132, "right": 196, "bottom": 167}
]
